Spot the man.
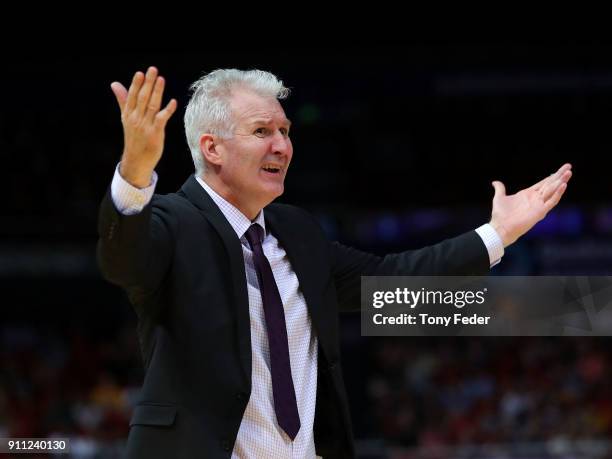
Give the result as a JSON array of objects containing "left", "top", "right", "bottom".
[{"left": 97, "top": 66, "right": 572, "bottom": 458}]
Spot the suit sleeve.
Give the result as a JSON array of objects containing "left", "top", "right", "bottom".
[
  {"left": 330, "top": 230, "right": 490, "bottom": 312},
  {"left": 96, "top": 188, "right": 178, "bottom": 299}
]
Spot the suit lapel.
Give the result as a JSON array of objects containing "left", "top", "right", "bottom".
[{"left": 179, "top": 176, "right": 252, "bottom": 386}]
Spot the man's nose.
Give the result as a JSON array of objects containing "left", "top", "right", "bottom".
[{"left": 271, "top": 131, "right": 291, "bottom": 155}]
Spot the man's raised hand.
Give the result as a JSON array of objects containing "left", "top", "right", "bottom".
[
  {"left": 111, "top": 66, "right": 177, "bottom": 188},
  {"left": 489, "top": 163, "right": 573, "bottom": 247}
]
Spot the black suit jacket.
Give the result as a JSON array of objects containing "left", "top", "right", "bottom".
[{"left": 97, "top": 175, "right": 490, "bottom": 458}]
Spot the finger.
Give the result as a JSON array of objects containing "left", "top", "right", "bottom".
[
  {"left": 125, "top": 71, "right": 145, "bottom": 113},
  {"left": 559, "top": 169, "right": 573, "bottom": 184},
  {"left": 543, "top": 182, "right": 567, "bottom": 212},
  {"left": 136, "top": 66, "right": 159, "bottom": 117},
  {"left": 145, "top": 76, "right": 166, "bottom": 122},
  {"left": 154, "top": 99, "right": 177, "bottom": 128},
  {"left": 532, "top": 163, "right": 572, "bottom": 192},
  {"left": 540, "top": 178, "right": 561, "bottom": 202},
  {"left": 492, "top": 181, "right": 506, "bottom": 200},
  {"left": 540, "top": 170, "right": 572, "bottom": 202},
  {"left": 110, "top": 82, "right": 128, "bottom": 112},
  {"left": 532, "top": 163, "right": 571, "bottom": 191}
]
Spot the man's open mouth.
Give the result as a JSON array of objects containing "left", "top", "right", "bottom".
[{"left": 261, "top": 164, "right": 283, "bottom": 174}]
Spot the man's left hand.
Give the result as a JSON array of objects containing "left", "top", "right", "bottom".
[{"left": 489, "top": 163, "right": 573, "bottom": 247}]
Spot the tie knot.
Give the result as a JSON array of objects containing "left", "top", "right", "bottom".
[{"left": 244, "top": 224, "right": 264, "bottom": 249}]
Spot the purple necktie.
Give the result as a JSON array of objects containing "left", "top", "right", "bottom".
[{"left": 244, "top": 224, "right": 301, "bottom": 440}]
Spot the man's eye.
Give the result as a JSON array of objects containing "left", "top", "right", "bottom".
[
  {"left": 280, "top": 128, "right": 289, "bottom": 137},
  {"left": 254, "top": 128, "right": 267, "bottom": 136}
]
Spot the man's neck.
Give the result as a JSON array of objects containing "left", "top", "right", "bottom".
[{"left": 198, "top": 173, "right": 262, "bottom": 221}]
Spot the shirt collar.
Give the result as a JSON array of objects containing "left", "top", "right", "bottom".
[{"left": 195, "top": 176, "right": 266, "bottom": 240}]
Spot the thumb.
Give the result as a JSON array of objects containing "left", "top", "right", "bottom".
[
  {"left": 491, "top": 180, "right": 506, "bottom": 199},
  {"left": 110, "top": 82, "right": 128, "bottom": 112}
]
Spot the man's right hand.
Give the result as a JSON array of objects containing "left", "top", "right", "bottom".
[{"left": 111, "top": 66, "right": 177, "bottom": 188}]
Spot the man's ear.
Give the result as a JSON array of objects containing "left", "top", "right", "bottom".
[{"left": 200, "top": 134, "right": 222, "bottom": 166}]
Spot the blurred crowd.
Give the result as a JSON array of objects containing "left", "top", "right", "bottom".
[
  {"left": 0, "top": 323, "right": 141, "bottom": 457},
  {"left": 366, "top": 336, "right": 612, "bottom": 450}
]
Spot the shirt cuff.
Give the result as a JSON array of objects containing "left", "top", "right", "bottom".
[
  {"left": 110, "top": 163, "right": 157, "bottom": 215},
  {"left": 475, "top": 223, "right": 504, "bottom": 268}
]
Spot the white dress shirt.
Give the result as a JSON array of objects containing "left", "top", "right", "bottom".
[{"left": 110, "top": 165, "right": 504, "bottom": 458}]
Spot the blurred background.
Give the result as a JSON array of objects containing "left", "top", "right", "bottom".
[{"left": 1, "top": 45, "right": 612, "bottom": 458}]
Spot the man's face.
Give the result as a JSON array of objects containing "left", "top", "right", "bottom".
[{"left": 212, "top": 89, "right": 293, "bottom": 214}]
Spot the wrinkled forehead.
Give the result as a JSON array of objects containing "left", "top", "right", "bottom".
[{"left": 229, "top": 89, "right": 290, "bottom": 126}]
